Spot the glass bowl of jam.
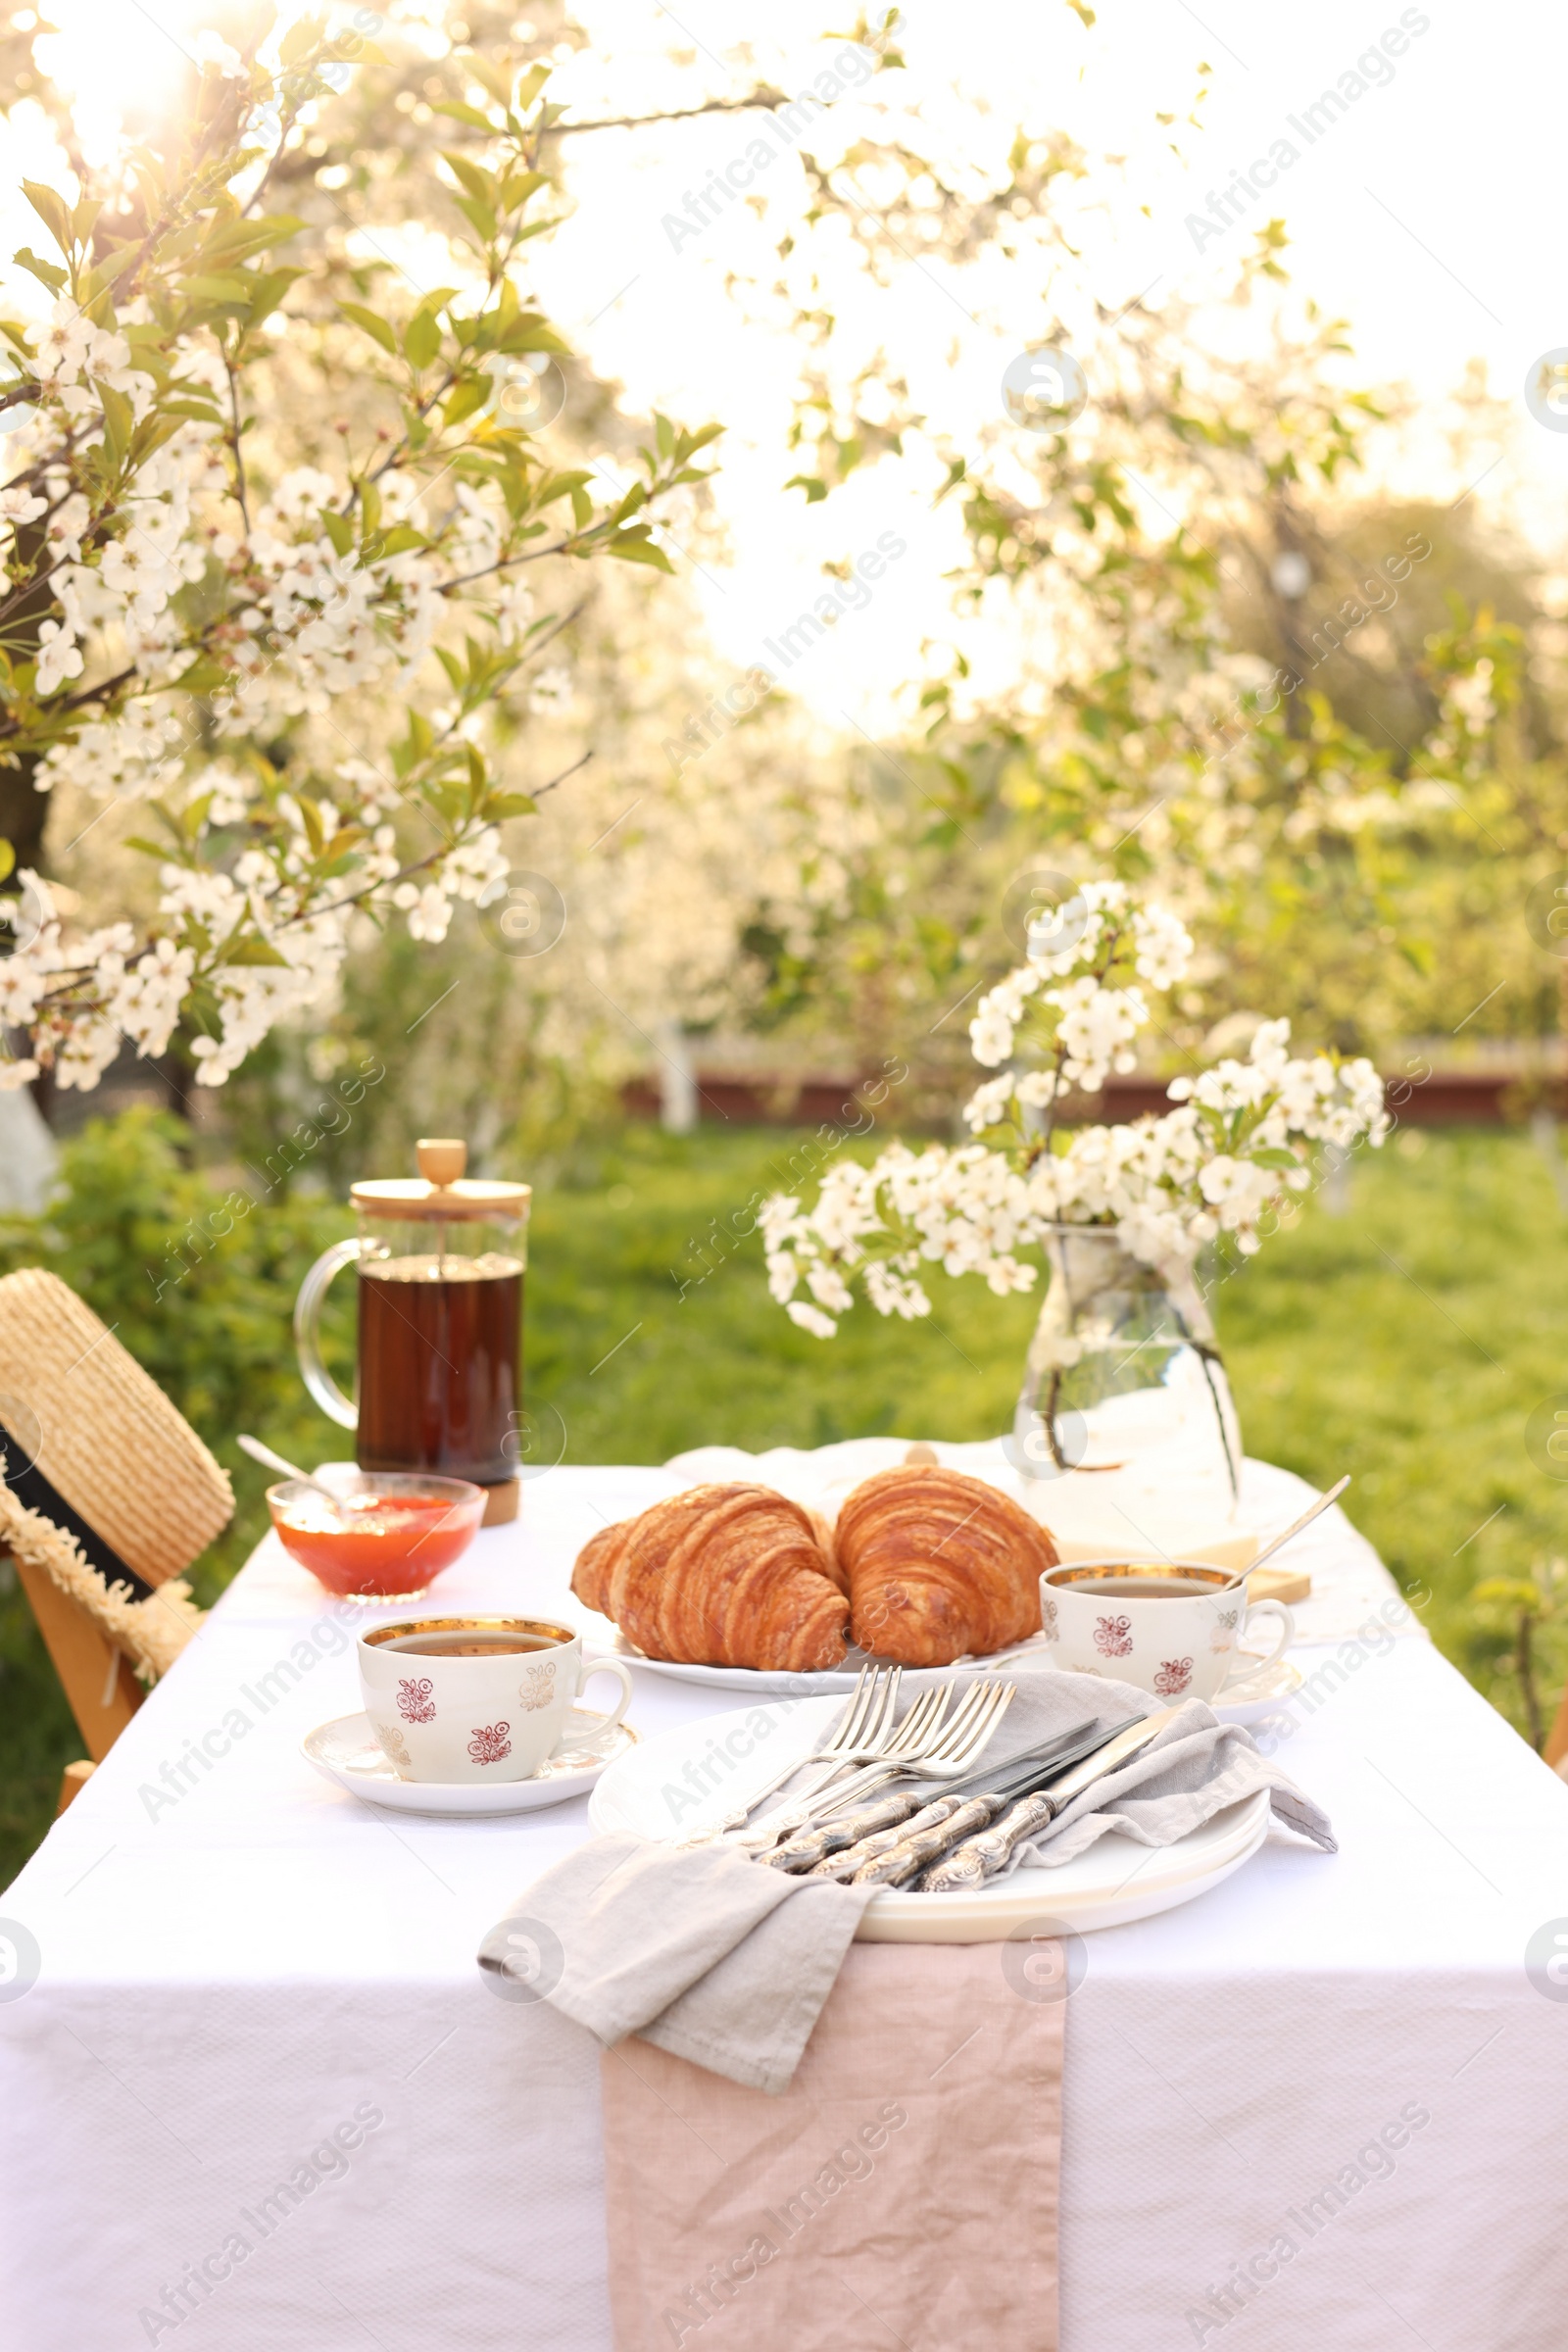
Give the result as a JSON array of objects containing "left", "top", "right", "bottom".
[{"left": 267, "top": 1472, "right": 487, "bottom": 1600}]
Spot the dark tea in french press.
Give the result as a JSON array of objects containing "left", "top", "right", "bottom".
[{"left": 295, "top": 1139, "right": 530, "bottom": 1521}]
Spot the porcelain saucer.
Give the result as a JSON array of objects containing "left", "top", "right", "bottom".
[
  {"left": 1211, "top": 1657, "right": 1303, "bottom": 1726},
  {"left": 304, "top": 1705, "right": 637, "bottom": 1816}
]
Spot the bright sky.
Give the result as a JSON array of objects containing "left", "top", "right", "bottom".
[{"left": 7, "top": 0, "right": 1566, "bottom": 731}]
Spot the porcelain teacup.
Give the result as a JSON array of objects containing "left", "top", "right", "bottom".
[
  {"left": 358, "top": 1616, "right": 634, "bottom": 1784},
  {"left": 1039, "top": 1560, "right": 1294, "bottom": 1704}
]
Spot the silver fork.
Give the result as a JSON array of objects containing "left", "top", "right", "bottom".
[
  {"left": 670, "top": 1663, "right": 903, "bottom": 1846},
  {"left": 735, "top": 1681, "right": 1012, "bottom": 1851},
  {"left": 753, "top": 1681, "right": 1019, "bottom": 1845}
]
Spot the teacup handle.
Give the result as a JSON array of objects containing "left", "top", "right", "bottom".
[
  {"left": 1221, "top": 1597, "right": 1295, "bottom": 1691},
  {"left": 556, "top": 1655, "right": 634, "bottom": 1749}
]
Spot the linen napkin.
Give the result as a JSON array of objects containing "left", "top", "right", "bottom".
[
  {"left": 600, "top": 1940, "right": 1062, "bottom": 2352},
  {"left": 477, "top": 1669, "right": 1333, "bottom": 2093}
]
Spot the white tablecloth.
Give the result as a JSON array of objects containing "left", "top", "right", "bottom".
[{"left": 4, "top": 1450, "right": 1568, "bottom": 2351}]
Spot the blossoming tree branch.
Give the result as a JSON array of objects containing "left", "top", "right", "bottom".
[
  {"left": 0, "top": 20, "right": 717, "bottom": 1090},
  {"left": 762, "top": 881, "right": 1390, "bottom": 1336}
]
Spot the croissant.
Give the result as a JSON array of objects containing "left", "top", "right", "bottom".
[
  {"left": 835, "top": 1466, "right": 1058, "bottom": 1666},
  {"left": 569, "top": 1483, "right": 850, "bottom": 1671}
]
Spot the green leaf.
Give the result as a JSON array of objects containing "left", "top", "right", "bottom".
[
  {"left": 441, "top": 151, "right": 495, "bottom": 205},
  {"left": 82, "top": 247, "right": 141, "bottom": 301},
  {"left": 297, "top": 798, "right": 326, "bottom": 858},
  {"left": 370, "top": 524, "right": 427, "bottom": 558},
  {"left": 432, "top": 101, "right": 497, "bottom": 130},
  {"left": 339, "top": 300, "right": 397, "bottom": 355},
  {"left": 220, "top": 934, "right": 294, "bottom": 967},
  {"left": 279, "top": 14, "right": 325, "bottom": 67},
  {"left": 483, "top": 791, "right": 537, "bottom": 819},
  {"left": 241, "top": 269, "right": 305, "bottom": 321},
  {"left": 124, "top": 837, "right": 171, "bottom": 860},
  {"left": 443, "top": 374, "right": 490, "bottom": 428},
  {"left": 467, "top": 56, "right": 515, "bottom": 107},
  {"left": 495, "top": 312, "right": 568, "bottom": 356},
  {"left": 535, "top": 469, "right": 590, "bottom": 508},
  {"left": 14, "top": 246, "right": 66, "bottom": 295},
  {"left": 182, "top": 272, "right": 258, "bottom": 303},
  {"left": 201, "top": 216, "right": 306, "bottom": 264},
  {"left": 452, "top": 194, "right": 498, "bottom": 246},
  {"left": 95, "top": 377, "right": 133, "bottom": 466},
  {"left": 497, "top": 170, "right": 548, "bottom": 210},
  {"left": 166, "top": 658, "right": 232, "bottom": 696},
  {"left": 1250, "top": 1148, "right": 1300, "bottom": 1171},
  {"left": 0, "top": 839, "right": 15, "bottom": 884},
  {"left": 403, "top": 309, "right": 443, "bottom": 370},
  {"left": 514, "top": 62, "right": 550, "bottom": 109},
  {"left": 784, "top": 473, "right": 829, "bottom": 503},
  {"left": 607, "top": 531, "right": 673, "bottom": 572},
  {"left": 319, "top": 511, "right": 355, "bottom": 559},
  {"left": 22, "top": 180, "right": 73, "bottom": 255}
]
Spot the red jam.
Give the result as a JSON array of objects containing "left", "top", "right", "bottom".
[{"left": 273, "top": 1492, "right": 481, "bottom": 1596}]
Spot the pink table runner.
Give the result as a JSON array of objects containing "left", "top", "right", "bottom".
[{"left": 601, "top": 1940, "right": 1063, "bottom": 2352}]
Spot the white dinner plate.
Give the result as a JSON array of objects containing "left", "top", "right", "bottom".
[
  {"left": 587, "top": 1694, "right": 1273, "bottom": 1940},
  {"left": 592, "top": 1625, "right": 1058, "bottom": 1695},
  {"left": 304, "top": 1706, "right": 637, "bottom": 1817},
  {"left": 592, "top": 1626, "right": 1302, "bottom": 1726}
]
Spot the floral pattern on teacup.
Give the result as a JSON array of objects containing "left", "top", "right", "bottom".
[
  {"left": 517, "top": 1660, "right": 556, "bottom": 1712},
  {"left": 372, "top": 1719, "right": 411, "bottom": 1766},
  {"left": 1094, "top": 1613, "right": 1134, "bottom": 1658},
  {"left": 1153, "top": 1656, "right": 1194, "bottom": 1697},
  {"left": 1208, "top": 1605, "right": 1241, "bottom": 1653},
  {"left": 1041, "top": 1595, "right": 1059, "bottom": 1642},
  {"left": 396, "top": 1676, "right": 436, "bottom": 1724},
  {"left": 467, "top": 1721, "right": 514, "bottom": 1765}
]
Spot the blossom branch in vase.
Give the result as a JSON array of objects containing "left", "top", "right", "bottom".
[{"left": 761, "top": 880, "right": 1389, "bottom": 1341}]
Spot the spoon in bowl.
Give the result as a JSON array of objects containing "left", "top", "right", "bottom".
[{"left": 237, "top": 1434, "right": 343, "bottom": 1508}]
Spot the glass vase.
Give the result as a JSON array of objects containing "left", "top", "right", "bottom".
[{"left": 1009, "top": 1225, "right": 1242, "bottom": 1499}]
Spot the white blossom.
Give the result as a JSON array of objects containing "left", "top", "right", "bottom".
[{"left": 766, "top": 884, "right": 1387, "bottom": 1335}]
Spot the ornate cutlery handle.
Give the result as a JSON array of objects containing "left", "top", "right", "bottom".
[
  {"left": 760, "top": 1789, "right": 925, "bottom": 1873},
  {"left": 918, "top": 1790, "right": 1059, "bottom": 1892},
  {"left": 850, "top": 1795, "right": 997, "bottom": 1886},
  {"left": 798, "top": 1793, "right": 968, "bottom": 1880}
]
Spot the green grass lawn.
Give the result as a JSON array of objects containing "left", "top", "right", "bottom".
[{"left": 4, "top": 1119, "right": 1565, "bottom": 1884}]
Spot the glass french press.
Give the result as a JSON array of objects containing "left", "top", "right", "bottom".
[{"left": 294, "top": 1139, "right": 530, "bottom": 1523}]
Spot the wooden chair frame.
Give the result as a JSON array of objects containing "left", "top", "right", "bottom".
[{"left": 8, "top": 1544, "right": 145, "bottom": 1812}]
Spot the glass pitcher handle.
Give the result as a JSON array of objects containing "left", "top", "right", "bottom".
[{"left": 294, "top": 1237, "right": 362, "bottom": 1430}]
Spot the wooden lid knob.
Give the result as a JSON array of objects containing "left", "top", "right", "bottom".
[{"left": 416, "top": 1138, "right": 467, "bottom": 1187}]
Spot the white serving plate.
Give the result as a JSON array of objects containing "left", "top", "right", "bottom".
[
  {"left": 594, "top": 1625, "right": 1302, "bottom": 1729},
  {"left": 304, "top": 1706, "right": 636, "bottom": 1817},
  {"left": 592, "top": 1625, "right": 1060, "bottom": 1696},
  {"left": 587, "top": 1694, "right": 1272, "bottom": 1941}
]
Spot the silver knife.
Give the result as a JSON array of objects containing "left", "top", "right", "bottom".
[{"left": 915, "top": 1706, "right": 1186, "bottom": 1892}]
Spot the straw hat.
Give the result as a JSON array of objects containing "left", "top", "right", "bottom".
[{"left": 0, "top": 1268, "right": 232, "bottom": 1680}]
